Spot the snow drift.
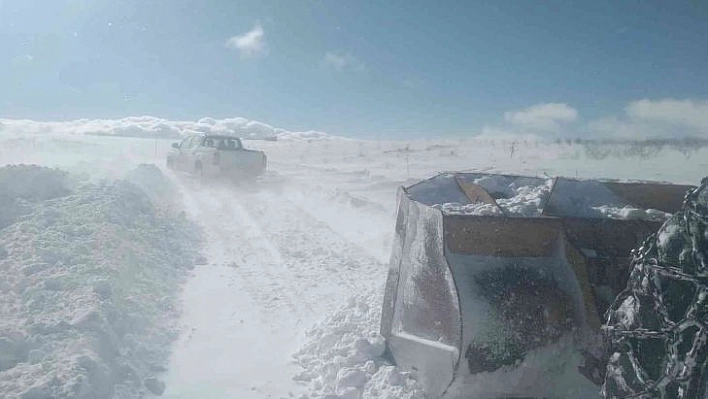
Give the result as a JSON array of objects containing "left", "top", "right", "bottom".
[{"left": 0, "top": 165, "right": 199, "bottom": 399}]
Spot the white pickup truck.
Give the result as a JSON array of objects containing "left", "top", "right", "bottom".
[{"left": 166, "top": 134, "right": 267, "bottom": 178}]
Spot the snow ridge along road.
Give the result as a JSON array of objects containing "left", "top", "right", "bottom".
[{"left": 161, "top": 172, "right": 389, "bottom": 399}]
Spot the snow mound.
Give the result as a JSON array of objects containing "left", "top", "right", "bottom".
[
  {"left": 293, "top": 290, "right": 425, "bottom": 399},
  {"left": 0, "top": 168, "right": 199, "bottom": 399},
  {"left": 0, "top": 165, "right": 71, "bottom": 202},
  {"left": 479, "top": 177, "right": 553, "bottom": 217},
  {"left": 547, "top": 179, "right": 673, "bottom": 221},
  {"left": 426, "top": 175, "right": 553, "bottom": 217},
  {"left": 124, "top": 164, "right": 179, "bottom": 208},
  {"left": 0, "top": 165, "right": 71, "bottom": 230},
  {"left": 418, "top": 174, "right": 672, "bottom": 221},
  {"left": 432, "top": 202, "right": 503, "bottom": 216}
]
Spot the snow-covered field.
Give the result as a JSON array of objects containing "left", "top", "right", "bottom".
[{"left": 0, "top": 129, "right": 706, "bottom": 399}]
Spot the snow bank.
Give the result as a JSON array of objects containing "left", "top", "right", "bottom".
[
  {"left": 125, "top": 164, "right": 180, "bottom": 209},
  {"left": 0, "top": 165, "right": 199, "bottom": 399},
  {"left": 294, "top": 290, "right": 424, "bottom": 399},
  {"left": 0, "top": 166, "right": 72, "bottom": 229},
  {"left": 0, "top": 117, "right": 335, "bottom": 141}
]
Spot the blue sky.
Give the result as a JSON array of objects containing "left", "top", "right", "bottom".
[{"left": 1, "top": 0, "right": 708, "bottom": 138}]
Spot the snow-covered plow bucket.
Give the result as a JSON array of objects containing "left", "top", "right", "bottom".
[{"left": 380, "top": 173, "right": 695, "bottom": 398}]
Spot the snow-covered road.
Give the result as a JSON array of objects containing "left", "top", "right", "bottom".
[{"left": 160, "top": 173, "right": 392, "bottom": 398}]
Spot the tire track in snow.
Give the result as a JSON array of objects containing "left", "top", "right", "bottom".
[
  {"left": 228, "top": 185, "right": 386, "bottom": 318},
  {"left": 172, "top": 176, "right": 312, "bottom": 324},
  {"left": 161, "top": 173, "right": 309, "bottom": 399},
  {"left": 162, "top": 171, "right": 389, "bottom": 399}
]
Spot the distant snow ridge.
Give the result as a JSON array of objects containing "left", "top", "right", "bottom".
[
  {"left": 0, "top": 165, "right": 198, "bottom": 399},
  {"left": 294, "top": 290, "right": 425, "bottom": 399},
  {"left": 0, "top": 116, "right": 334, "bottom": 141}
]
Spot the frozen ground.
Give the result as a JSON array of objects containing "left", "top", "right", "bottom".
[{"left": 0, "top": 129, "right": 706, "bottom": 399}]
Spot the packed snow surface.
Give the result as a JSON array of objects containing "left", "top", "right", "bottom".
[{"left": 0, "top": 130, "right": 705, "bottom": 399}]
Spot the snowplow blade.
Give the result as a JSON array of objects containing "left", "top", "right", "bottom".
[{"left": 380, "top": 173, "right": 694, "bottom": 398}]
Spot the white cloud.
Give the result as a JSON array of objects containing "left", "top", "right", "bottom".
[
  {"left": 225, "top": 22, "right": 267, "bottom": 59},
  {"left": 323, "top": 52, "right": 365, "bottom": 72},
  {"left": 482, "top": 99, "right": 708, "bottom": 140},
  {"left": 503, "top": 103, "right": 578, "bottom": 132},
  {"left": 0, "top": 116, "right": 334, "bottom": 141},
  {"left": 625, "top": 99, "right": 708, "bottom": 132},
  {"left": 584, "top": 99, "right": 708, "bottom": 139}
]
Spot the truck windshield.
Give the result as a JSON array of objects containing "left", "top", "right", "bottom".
[{"left": 203, "top": 137, "right": 241, "bottom": 150}]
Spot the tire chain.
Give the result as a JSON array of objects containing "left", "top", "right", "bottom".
[{"left": 602, "top": 178, "right": 708, "bottom": 398}]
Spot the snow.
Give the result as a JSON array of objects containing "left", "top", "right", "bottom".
[
  {"left": 547, "top": 178, "right": 677, "bottom": 221},
  {"left": 591, "top": 205, "right": 671, "bottom": 221},
  {"left": 0, "top": 128, "right": 706, "bottom": 399},
  {"left": 0, "top": 165, "right": 198, "bottom": 398},
  {"left": 432, "top": 202, "right": 503, "bottom": 216},
  {"left": 293, "top": 291, "right": 425, "bottom": 399},
  {"left": 426, "top": 174, "right": 553, "bottom": 217},
  {"left": 416, "top": 173, "right": 673, "bottom": 221}
]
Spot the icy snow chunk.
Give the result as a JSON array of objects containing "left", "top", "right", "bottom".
[
  {"left": 336, "top": 368, "right": 369, "bottom": 391},
  {"left": 494, "top": 179, "right": 553, "bottom": 217},
  {"left": 417, "top": 174, "right": 553, "bottom": 217}
]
